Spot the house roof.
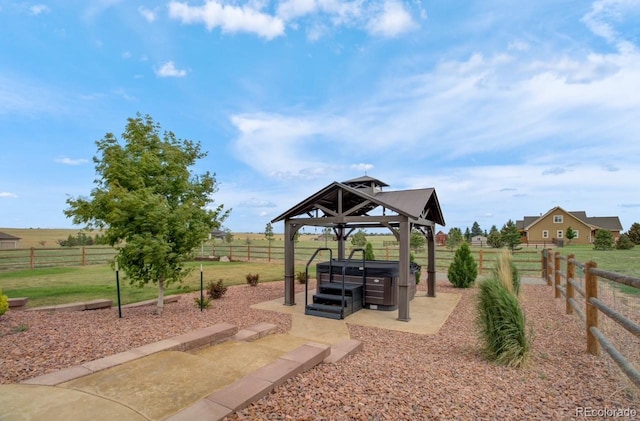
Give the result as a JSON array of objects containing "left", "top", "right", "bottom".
[
  {"left": 516, "top": 206, "right": 623, "bottom": 231},
  {"left": 0, "top": 231, "right": 21, "bottom": 240},
  {"left": 271, "top": 178, "right": 445, "bottom": 227},
  {"left": 210, "top": 229, "right": 227, "bottom": 238}
]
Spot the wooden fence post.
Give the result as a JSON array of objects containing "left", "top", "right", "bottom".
[
  {"left": 247, "top": 245, "right": 251, "bottom": 261},
  {"left": 30, "top": 247, "right": 35, "bottom": 270},
  {"left": 541, "top": 249, "right": 547, "bottom": 280},
  {"left": 566, "top": 254, "right": 575, "bottom": 315},
  {"left": 478, "top": 249, "right": 484, "bottom": 275},
  {"left": 554, "top": 251, "right": 561, "bottom": 298},
  {"left": 268, "top": 244, "right": 271, "bottom": 262},
  {"left": 585, "top": 260, "right": 599, "bottom": 356},
  {"left": 82, "top": 246, "right": 87, "bottom": 266},
  {"left": 546, "top": 248, "right": 553, "bottom": 286}
]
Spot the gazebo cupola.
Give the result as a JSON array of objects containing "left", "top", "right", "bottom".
[{"left": 342, "top": 175, "right": 389, "bottom": 196}]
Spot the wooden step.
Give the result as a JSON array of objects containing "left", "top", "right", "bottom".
[
  {"left": 305, "top": 303, "right": 344, "bottom": 320},
  {"left": 312, "top": 293, "right": 353, "bottom": 306},
  {"left": 319, "top": 283, "right": 363, "bottom": 294}
]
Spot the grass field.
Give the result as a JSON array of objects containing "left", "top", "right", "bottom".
[
  {"left": 1, "top": 228, "right": 638, "bottom": 307},
  {"left": 0, "top": 261, "right": 310, "bottom": 307}
]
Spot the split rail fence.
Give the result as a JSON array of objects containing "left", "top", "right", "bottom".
[
  {"left": 0, "top": 244, "right": 543, "bottom": 276},
  {"left": 543, "top": 249, "right": 640, "bottom": 388}
]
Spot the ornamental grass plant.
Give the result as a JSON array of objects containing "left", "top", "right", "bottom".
[{"left": 476, "top": 250, "right": 531, "bottom": 368}]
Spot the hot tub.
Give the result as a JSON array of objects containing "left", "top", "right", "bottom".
[{"left": 316, "top": 260, "right": 417, "bottom": 311}]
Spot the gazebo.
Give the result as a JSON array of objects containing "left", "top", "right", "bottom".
[{"left": 271, "top": 176, "right": 445, "bottom": 321}]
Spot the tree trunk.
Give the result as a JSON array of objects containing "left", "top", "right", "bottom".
[{"left": 156, "top": 276, "right": 165, "bottom": 316}]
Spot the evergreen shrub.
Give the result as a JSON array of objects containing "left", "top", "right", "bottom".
[{"left": 447, "top": 242, "right": 477, "bottom": 288}]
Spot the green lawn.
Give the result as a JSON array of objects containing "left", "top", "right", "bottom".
[
  {"left": 553, "top": 244, "right": 640, "bottom": 279},
  {"left": 0, "top": 261, "right": 311, "bottom": 308},
  {"left": 2, "top": 235, "right": 638, "bottom": 307}
]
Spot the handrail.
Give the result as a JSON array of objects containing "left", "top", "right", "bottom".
[
  {"left": 341, "top": 248, "right": 365, "bottom": 315},
  {"left": 304, "top": 248, "right": 332, "bottom": 310}
]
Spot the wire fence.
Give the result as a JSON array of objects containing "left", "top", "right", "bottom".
[{"left": 545, "top": 250, "right": 640, "bottom": 392}]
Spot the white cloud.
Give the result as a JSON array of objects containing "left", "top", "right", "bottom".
[
  {"left": 0, "top": 192, "right": 18, "bottom": 198},
  {"left": 29, "top": 4, "right": 50, "bottom": 15},
  {"left": 277, "top": 0, "right": 318, "bottom": 21},
  {"left": 168, "top": 1, "right": 285, "bottom": 40},
  {"left": 238, "top": 198, "right": 277, "bottom": 207},
  {"left": 139, "top": 6, "right": 156, "bottom": 22},
  {"left": 367, "top": 1, "right": 418, "bottom": 37},
  {"left": 155, "top": 61, "right": 188, "bottom": 77},
  {"left": 55, "top": 157, "right": 89, "bottom": 166},
  {"left": 350, "top": 163, "right": 374, "bottom": 172}
]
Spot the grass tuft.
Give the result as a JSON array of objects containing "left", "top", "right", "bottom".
[{"left": 476, "top": 253, "right": 531, "bottom": 368}]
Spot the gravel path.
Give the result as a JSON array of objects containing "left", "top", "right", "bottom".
[{"left": 1, "top": 279, "right": 638, "bottom": 419}]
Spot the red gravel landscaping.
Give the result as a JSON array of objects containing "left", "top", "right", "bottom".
[{"left": 1, "top": 279, "right": 638, "bottom": 419}]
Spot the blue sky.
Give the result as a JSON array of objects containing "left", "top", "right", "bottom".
[{"left": 1, "top": 0, "right": 639, "bottom": 235}]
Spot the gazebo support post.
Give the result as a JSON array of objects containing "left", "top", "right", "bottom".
[
  {"left": 398, "top": 218, "right": 411, "bottom": 321},
  {"left": 427, "top": 225, "right": 436, "bottom": 297},
  {"left": 284, "top": 221, "right": 296, "bottom": 306}
]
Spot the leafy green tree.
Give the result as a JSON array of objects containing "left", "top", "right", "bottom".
[
  {"left": 64, "top": 114, "right": 229, "bottom": 315},
  {"left": 627, "top": 222, "right": 640, "bottom": 245},
  {"left": 487, "top": 225, "right": 503, "bottom": 248},
  {"left": 410, "top": 230, "right": 426, "bottom": 250},
  {"left": 351, "top": 229, "right": 367, "bottom": 247},
  {"left": 565, "top": 226, "right": 576, "bottom": 245},
  {"left": 593, "top": 229, "right": 614, "bottom": 250},
  {"left": 616, "top": 234, "right": 635, "bottom": 250},
  {"left": 471, "top": 221, "right": 483, "bottom": 237},
  {"left": 264, "top": 222, "right": 275, "bottom": 243},
  {"left": 224, "top": 230, "right": 234, "bottom": 244},
  {"left": 501, "top": 220, "right": 521, "bottom": 251},
  {"left": 446, "top": 227, "right": 463, "bottom": 250},
  {"left": 464, "top": 227, "right": 471, "bottom": 242},
  {"left": 447, "top": 242, "right": 477, "bottom": 288}
]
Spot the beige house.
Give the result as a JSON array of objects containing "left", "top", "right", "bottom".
[
  {"left": 516, "top": 206, "right": 623, "bottom": 245},
  {"left": 0, "top": 231, "right": 21, "bottom": 249}
]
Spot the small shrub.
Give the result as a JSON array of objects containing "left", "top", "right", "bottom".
[
  {"left": 616, "top": 234, "right": 635, "bottom": 250},
  {"left": 0, "top": 288, "right": 8, "bottom": 317},
  {"left": 594, "top": 229, "right": 615, "bottom": 250},
  {"left": 246, "top": 273, "right": 260, "bottom": 286},
  {"left": 206, "top": 279, "right": 228, "bottom": 300},
  {"left": 365, "top": 242, "right": 375, "bottom": 260},
  {"left": 447, "top": 242, "right": 477, "bottom": 288},
  {"left": 193, "top": 296, "right": 212, "bottom": 309},
  {"left": 295, "top": 271, "right": 308, "bottom": 284}
]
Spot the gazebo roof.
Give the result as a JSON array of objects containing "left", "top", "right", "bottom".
[{"left": 272, "top": 178, "right": 445, "bottom": 227}]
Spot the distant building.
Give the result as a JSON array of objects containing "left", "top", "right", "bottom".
[
  {"left": 471, "top": 235, "right": 488, "bottom": 247},
  {"left": 435, "top": 231, "right": 447, "bottom": 246},
  {"left": 209, "top": 229, "right": 227, "bottom": 241},
  {"left": 0, "top": 232, "right": 21, "bottom": 249},
  {"left": 516, "top": 206, "right": 623, "bottom": 245}
]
